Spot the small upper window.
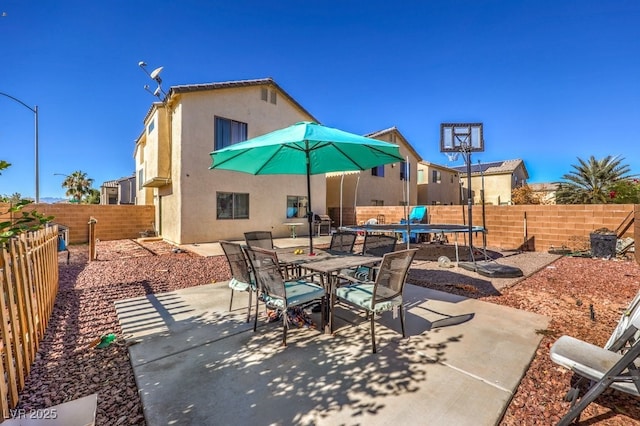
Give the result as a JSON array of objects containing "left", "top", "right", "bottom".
[
  {"left": 214, "top": 116, "right": 248, "bottom": 150},
  {"left": 371, "top": 165, "right": 385, "bottom": 177},
  {"left": 147, "top": 119, "right": 155, "bottom": 134},
  {"left": 270, "top": 90, "right": 277, "bottom": 104},
  {"left": 261, "top": 88, "right": 268, "bottom": 101}
]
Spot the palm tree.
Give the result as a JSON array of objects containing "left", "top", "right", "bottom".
[
  {"left": 556, "top": 155, "right": 631, "bottom": 204},
  {"left": 61, "top": 171, "right": 94, "bottom": 203}
]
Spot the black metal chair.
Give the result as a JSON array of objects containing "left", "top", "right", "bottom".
[
  {"left": 343, "top": 233, "right": 398, "bottom": 280},
  {"left": 333, "top": 249, "right": 417, "bottom": 353},
  {"left": 244, "top": 231, "right": 276, "bottom": 249},
  {"left": 328, "top": 231, "right": 358, "bottom": 254},
  {"left": 244, "top": 246, "right": 326, "bottom": 346},
  {"left": 220, "top": 241, "right": 256, "bottom": 323}
]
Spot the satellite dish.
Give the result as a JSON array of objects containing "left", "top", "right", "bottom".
[{"left": 150, "top": 66, "right": 164, "bottom": 83}]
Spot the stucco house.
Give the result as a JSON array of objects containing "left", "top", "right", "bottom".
[
  {"left": 450, "top": 159, "right": 529, "bottom": 205},
  {"left": 528, "top": 182, "right": 558, "bottom": 204},
  {"left": 134, "top": 78, "right": 326, "bottom": 244},
  {"left": 325, "top": 127, "right": 422, "bottom": 225},
  {"left": 100, "top": 174, "right": 136, "bottom": 205},
  {"left": 416, "top": 161, "right": 461, "bottom": 205}
]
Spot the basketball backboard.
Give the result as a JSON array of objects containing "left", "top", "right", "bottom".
[{"left": 440, "top": 123, "right": 484, "bottom": 153}]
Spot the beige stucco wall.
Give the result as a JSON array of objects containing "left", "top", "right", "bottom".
[
  {"left": 416, "top": 163, "right": 461, "bottom": 205},
  {"left": 462, "top": 165, "right": 528, "bottom": 205},
  {"left": 137, "top": 84, "right": 321, "bottom": 244}
]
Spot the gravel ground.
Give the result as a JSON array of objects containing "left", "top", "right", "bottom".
[{"left": 15, "top": 239, "right": 640, "bottom": 425}]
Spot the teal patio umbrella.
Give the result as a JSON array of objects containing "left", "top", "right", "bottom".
[{"left": 210, "top": 121, "right": 404, "bottom": 253}]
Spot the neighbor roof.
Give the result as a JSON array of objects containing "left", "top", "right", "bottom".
[
  {"left": 365, "top": 126, "right": 423, "bottom": 162},
  {"left": 450, "top": 159, "right": 528, "bottom": 178}
]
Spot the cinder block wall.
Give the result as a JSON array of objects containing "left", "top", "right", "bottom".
[
  {"left": 348, "top": 204, "right": 636, "bottom": 253},
  {"left": 0, "top": 203, "right": 155, "bottom": 244}
]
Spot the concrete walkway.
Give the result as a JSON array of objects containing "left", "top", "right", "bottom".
[{"left": 115, "top": 279, "right": 549, "bottom": 425}]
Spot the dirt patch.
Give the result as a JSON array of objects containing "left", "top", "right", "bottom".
[{"left": 408, "top": 243, "right": 562, "bottom": 294}]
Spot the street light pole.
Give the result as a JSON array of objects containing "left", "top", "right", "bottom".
[{"left": 0, "top": 92, "right": 39, "bottom": 203}]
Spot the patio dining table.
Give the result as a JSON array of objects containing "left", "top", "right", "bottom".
[{"left": 292, "top": 253, "right": 382, "bottom": 332}]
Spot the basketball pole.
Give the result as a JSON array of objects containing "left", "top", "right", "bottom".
[{"left": 464, "top": 148, "right": 474, "bottom": 262}]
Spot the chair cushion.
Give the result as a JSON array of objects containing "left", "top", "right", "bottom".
[
  {"left": 263, "top": 281, "right": 325, "bottom": 310},
  {"left": 336, "top": 284, "right": 402, "bottom": 313},
  {"left": 550, "top": 335, "right": 640, "bottom": 396},
  {"left": 228, "top": 277, "right": 252, "bottom": 292}
]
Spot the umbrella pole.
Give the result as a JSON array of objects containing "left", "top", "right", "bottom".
[{"left": 306, "top": 151, "right": 314, "bottom": 254}]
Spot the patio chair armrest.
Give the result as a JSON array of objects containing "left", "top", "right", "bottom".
[
  {"left": 336, "top": 273, "right": 373, "bottom": 285},
  {"left": 296, "top": 271, "right": 324, "bottom": 283}
]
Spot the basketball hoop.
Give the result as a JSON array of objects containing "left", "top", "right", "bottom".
[{"left": 439, "top": 123, "right": 485, "bottom": 264}]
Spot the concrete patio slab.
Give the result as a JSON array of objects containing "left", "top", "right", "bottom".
[{"left": 115, "top": 282, "right": 549, "bottom": 425}]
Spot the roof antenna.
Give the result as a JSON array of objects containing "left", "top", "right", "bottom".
[{"left": 138, "top": 61, "right": 167, "bottom": 101}]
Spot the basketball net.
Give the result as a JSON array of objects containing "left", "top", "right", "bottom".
[{"left": 445, "top": 152, "right": 459, "bottom": 162}]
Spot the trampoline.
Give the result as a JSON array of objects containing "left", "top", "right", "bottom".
[
  {"left": 341, "top": 223, "right": 486, "bottom": 261},
  {"left": 341, "top": 223, "right": 525, "bottom": 278},
  {"left": 341, "top": 223, "right": 486, "bottom": 240}
]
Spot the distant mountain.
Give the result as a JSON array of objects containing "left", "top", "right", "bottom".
[{"left": 39, "top": 197, "right": 66, "bottom": 204}]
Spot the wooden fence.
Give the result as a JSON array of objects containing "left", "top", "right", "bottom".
[{"left": 0, "top": 227, "right": 59, "bottom": 417}]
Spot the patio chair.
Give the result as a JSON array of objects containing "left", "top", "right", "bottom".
[
  {"left": 244, "top": 231, "right": 277, "bottom": 249},
  {"left": 220, "top": 241, "right": 256, "bottom": 323},
  {"left": 342, "top": 233, "right": 397, "bottom": 280},
  {"left": 328, "top": 231, "right": 358, "bottom": 254},
  {"left": 333, "top": 248, "right": 418, "bottom": 353},
  {"left": 400, "top": 205, "right": 427, "bottom": 224},
  {"left": 550, "top": 298, "right": 640, "bottom": 425},
  {"left": 244, "top": 246, "right": 326, "bottom": 346},
  {"left": 605, "top": 290, "right": 640, "bottom": 352},
  {"left": 399, "top": 206, "right": 427, "bottom": 243}
]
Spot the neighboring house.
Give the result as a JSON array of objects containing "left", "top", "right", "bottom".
[
  {"left": 416, "top": 161, "right": 461, "bottom": 205},
  {"left": 325, "top": 127, "right": 422, "bottom": 222},
  {"left": 134, "top": 78, "right": 321, "bottom": 244},
  {"left": 529, "top": 182, "right": 558, "bottom": 204},
  {"left": 100, "top": 174, "right": 136, "bottom": 205},
  {"left": 450, "top": 159, "right": 529, "bottom": 205}
]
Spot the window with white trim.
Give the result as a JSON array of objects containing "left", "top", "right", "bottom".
[
  {"left": 214, "top": 116, "right": 248, "bottom": 150},
  {"left": 217, "top": 192, "right": 249, "bottom": 219}
]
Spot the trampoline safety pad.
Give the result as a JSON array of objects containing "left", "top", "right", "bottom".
[{"left": 459, "top": 261, "right": 524, "bottom": 278}]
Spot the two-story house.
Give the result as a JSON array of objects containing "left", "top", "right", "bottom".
[
  {"left": 416, "top": 161, "right": 461, "bottom": 205},
  {"left": 450, "top": 159, "right": 529, "bottom": 205},
  {"left": 325, "top": 127, "right": 422, "bottom": 225},
  {"left": 134, "top": 78, "right": 323, "bottom": 244},
  {"left": 100, "top": 174, "right": 136, "bottom": 205}
]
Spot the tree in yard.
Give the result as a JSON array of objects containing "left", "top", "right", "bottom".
[
  {"left": 555, "top": 155, "right": 632, "bottom": 204},
  {"left": 84, "top": 188, "right": 101, "bottom": 204},
  {"left": 0, "top": 192, "right": 24, "bottom": 203},
  {"left": 511, "top": 184, "right": 540, "bottom": 205},
  {"left": 61, "top": 171, "right": 94, "bottom": 203},
  {"left": 0, "top": 161, "right": 52, "bottom": 245},
  {"left": 606, "top": 178, "right": 640, "bottom": 204}
]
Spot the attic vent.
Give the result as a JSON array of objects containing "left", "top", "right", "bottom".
[{"left": 261, "top": 88, "right": 277, "bottom": 104}]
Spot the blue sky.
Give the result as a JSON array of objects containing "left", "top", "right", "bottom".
[{"left": 1, "top": 0, "right": 639, "bottom": 200}]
